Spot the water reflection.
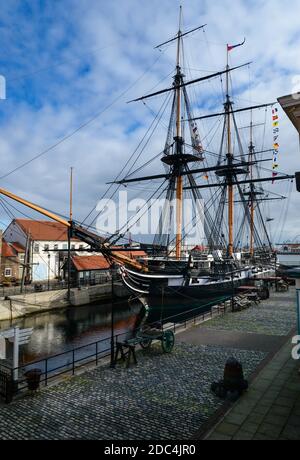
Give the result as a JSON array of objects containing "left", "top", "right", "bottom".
[
  {"left": 0, "top": 294, "right": 224, "bottom": 372},
  {"left": 0, "top": 299, "right": 141, "bottom": 365}
]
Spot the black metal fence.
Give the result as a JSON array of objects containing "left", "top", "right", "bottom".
[
  {"left": 0, "top": 295, "right": 232, "bottom": 403},
  {"left": 0, "top": 275, "right": 115, "bottom": 298},
  {"left": 0, "top": 367, "right": 14, "bottom": 403}
]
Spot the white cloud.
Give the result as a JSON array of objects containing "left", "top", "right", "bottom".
[{"left": 0, "top": 0, "right": 299, "bottom": 243}]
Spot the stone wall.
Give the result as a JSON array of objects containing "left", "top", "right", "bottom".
[{"left": 0, "top": 282, "right": 130, "bottom": 321}]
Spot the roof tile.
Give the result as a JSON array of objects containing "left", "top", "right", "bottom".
[
  {"left": 72, "top": 255, "right": 111, "bottom": 271},
  {"left": 1, "top": 241, "right": 16, "bottom": 258},
  {"left": 14, "top": 219, "right": 76, "bottom": 242}
]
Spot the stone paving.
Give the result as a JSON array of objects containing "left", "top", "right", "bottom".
[
  {"left": 206, "top": 340, "right": 300, "bottom": 440},
  {"left": 0, "top": 287, "right": 298, "bottom": 440},
  {"left": 201, "top": 290, "right": 296, "bottom": 336},
  {"left": 0, "top": 343, "right": 265, "bottom": 440}
]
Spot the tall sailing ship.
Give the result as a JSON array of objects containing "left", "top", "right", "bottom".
[
  {"left": 103, "top": 12, "right": 293, "bottom": 305},
  {"left": 0, "top": 10, "right": 294, "bottom": 311}
]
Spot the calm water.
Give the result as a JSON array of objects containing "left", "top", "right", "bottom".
[
  {"left": 0, "top": 295, "right": 226, "bottom": 372},
  {"left": 0, "top": 299, "right": 141, "bottom": 366}
]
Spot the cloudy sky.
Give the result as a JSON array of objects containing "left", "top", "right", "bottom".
[{"left": 0, "top": 0, "right": 299, "bottom": 244}]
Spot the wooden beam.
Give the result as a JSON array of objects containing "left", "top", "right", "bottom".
[{"left": 0, "top": 187, "right": 71, "bottom": 227}]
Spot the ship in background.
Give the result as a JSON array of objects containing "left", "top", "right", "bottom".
[{"left": 277, "top": 243, "right": 300, "bottom": 274}]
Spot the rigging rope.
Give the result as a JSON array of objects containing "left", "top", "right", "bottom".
[
  {"left": 82, "top": 91, "right": 172, "bottom": 227},
  {"left": 0, "top": 54, "right": 165, "bottom": 182}
]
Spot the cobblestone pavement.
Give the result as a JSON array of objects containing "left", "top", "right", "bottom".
[
  {"left": 206, "top": 340, "right": 300, "bottom": 440},
  {"left": 201, "top": 290, "right": 296, "bottom": 336},
  {"left": 0, "top": 343, "right": 266, "bottom": 440}
]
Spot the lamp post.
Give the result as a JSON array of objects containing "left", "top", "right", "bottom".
[{"left": 47, "top": 252, "right": 51, "bottom": 291}]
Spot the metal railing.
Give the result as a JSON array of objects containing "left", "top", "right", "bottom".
[
  {"left": 115, "top": 295, "right": 232, "bottom": 343},
  {"left": 0, "top": 276, "right": 116, "bottom": 298},
  {"left": 0, "top": 367, "right": 14, "bottom": 403},
  {"left": 0, "top": 295, "right": 232, "bottom": 403}
]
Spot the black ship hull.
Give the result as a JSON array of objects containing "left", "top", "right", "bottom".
[
  {"left": 149, "top": 278, "right": 243, "bottom": 299},
  {"left": 120, "top": 264, "right": 273, "bottom": 307}
]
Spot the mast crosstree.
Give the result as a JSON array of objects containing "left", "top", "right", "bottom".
[{"left": 113, "top": 18, "right": 293, "bottom": 258}]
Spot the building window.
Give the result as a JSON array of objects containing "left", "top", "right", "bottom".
[
  {"left": 44, "top": 244, "right": 49, "bottom": 251},
  {"left": 34, "top": 243, "right": 40, "bottom": 253},
  {"left": 71, "top": 244, "right": 76, "bottom": 250},
  {"left": 54, "top": 244, "right": 59, "bottom": 251},
  {"left": 79, "top": 245, "right": 84, "bottom": 250},
  {"left": 5, "top": 268, "right": 12, "bottom": 277},
  {"left": 62, "top": 244, "right": 68, "bottom": 250}
]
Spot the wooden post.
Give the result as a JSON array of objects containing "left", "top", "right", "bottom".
[
  {"left": 70, "top": 167, "right": 73, "bottom": 222},
  {"left": 13, "top": 327, "right": 19, "bottom": 382},
  {"left": 20, "top": 233, "right": 30, "bottom": 294},
  {"left": 67, "top": 167, "right": 73, "bottom": 302},
  {"left": 67, "top": 226, "right": 71, "bottom": 302}
]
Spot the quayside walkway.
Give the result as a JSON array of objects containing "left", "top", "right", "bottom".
[
  {"left": 205, "top": 339, "right": 300, "bottom": 440},
  {"left": 0, "top": 288, "right": 298, "bottom": 440}
]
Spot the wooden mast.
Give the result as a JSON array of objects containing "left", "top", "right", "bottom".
[
  {"left": 68, "top": 166, "right": 73, "bottom": 302},
  {"left": 175, "top": 6, "right": 183, "bottom": 260},
  {"left": 226, "top": 47, "right": 234, "bottom": 257},
  {"left": 70, "top": 167, "right": 73, "bottom": 222},
  {"left": 249, "top": 118, "right": 255, "bottom": 257}
]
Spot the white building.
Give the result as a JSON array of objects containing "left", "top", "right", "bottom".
[
  {"left": 4, "top": 219, "right": 89, "bottom": 282},
  {"left": 278, "top": 93, "right": 300, "bottom": 134}
]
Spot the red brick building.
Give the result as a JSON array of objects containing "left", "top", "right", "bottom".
[{"left": 0, "top": 240, "right": 25, "bottom": 284}]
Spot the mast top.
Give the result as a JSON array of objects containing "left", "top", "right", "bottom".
[
  {"left": 154, "top": 24, "right": 207, "bottom": 50},
  {"left": 176, "top": 6, "right": 183, "bottom": 69},
  {"left": 154, "top": 10, "right": 206, "bottom": 52},
  {"left": 179, "top": 5, "right": 183, "bottom": 33}
]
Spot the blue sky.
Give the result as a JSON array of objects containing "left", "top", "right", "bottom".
[{"left": 0, "top": 0, "right": 300, "bottom": 242}]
